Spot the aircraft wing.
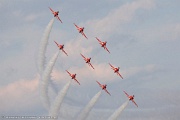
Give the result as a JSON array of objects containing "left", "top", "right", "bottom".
[
  {"left": 132, "top": 100, "right": 138, "bottom": 107},
  {"left": 54, "top": 41, "right": 59, "bottom": 46},
  {"left": 62, "top": 49, "right": 68, "bottom": 56},
  {"left": 80, "top": 53, "right": 86, "bottom": 59},
  {"left": 81, "top": 32, "right": 88, "bottom": 39},
  {"left": 56, "top": 16, "right": 63, "bottom": 23},
  {"left": 74, "top": 23, "right": 79, "bottom": 29},
  {"left": 123, "top": 91, "right": 129, "bottom": 97},
  {"left": 88, "top": 63, "right": 95, "bottom": 69},
  {"left": 117, "top": 72, "right": 123, "bottom": 79},
  {"left": 109, "top": 63, "right": 115, "bottom": 69},
  {"left": 96, "top": 81, "right": 101, "bottom": 87},
  {"left": 95, "top": 37, "right": 102, "bottom": 43},
  {"left": 66, "top": 70, "right": 71, "bottom": 76},
  {"left": 49, "top": 7, "right": 55, "bottom": 13},
  {"left": 104, "top": 46, "right": 110, "bottom": 53},
  {"left": 104, "top": 89, "right": 111, "bottom": 96},
  {"left": 74, "top": 78, "right": 80, "bottom": 85}
]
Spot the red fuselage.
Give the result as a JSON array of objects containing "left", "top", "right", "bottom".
[
  {"left": 114, "top": 68, "right": 119, "bottom": 72},
  {"left": 100, "top": 42, "right": 107, "bottom": 47},
  {"left": 101, "top": 85, "right": 107, "bottom": 90},
  {"left": 129, "top": 95, "right": 134, "bottom": 101},
  {"left": 58, "top": 45, "right": 64, "bottom": 50},
  {"left": 54, "top": 11, "right": 59, "bottom": 17},
  {"left": 71, "top": 74, "right": 76, "bottom": 79},
  {"left": 85, "top": 58, "right": 91, "bottom": 63},
  {"left": 78, "top": 27, "right": 84, "bottom": 33}
]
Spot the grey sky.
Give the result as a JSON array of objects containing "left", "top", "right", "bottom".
[{"left": 0, "top": 0, "right": 180, "bottom": 119}]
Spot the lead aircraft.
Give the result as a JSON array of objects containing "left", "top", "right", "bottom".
[{"left": 49, "top": 7, "right": 63, "bottom": 23}]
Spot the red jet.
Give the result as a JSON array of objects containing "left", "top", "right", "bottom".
[
  {"left": 109, "top": 63, "right": 123, "bottom": 79},
  {"left": 124, "top": 91, "right": 138, "bottom": 107},
  {"left": 74, "top": 23, "right": 88, "bottom": 39},
  {"left": 80, "top": 53, "right": 95, "bottom": 69},
  {"left": 66, "top": 70, "right": 80, "bottom": 85},
  {"left": 96, "top": 81, "right": 111, "bottom": 96},
  {"left": 49, "top": 7, "right": 63, "bottom": 23},
  {"left": 54, "top": 41, "right": 68, "bottom": 56},
  {"left": 96, "top": 37, "right": 110, "bottom": 53}
]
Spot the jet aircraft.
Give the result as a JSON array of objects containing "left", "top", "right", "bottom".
[
  {"left": 49, "top": 7, "right": 63, "bottom": 23},
  {"left": 80, "top": 53, "right": 94, "bottom": 69},
  {"left": 109, "top": 63, "right": 123, "bottom": 79},
  {"left": 96, "top": 37, "right": 110, "bottom": 53},
  {"left": 54, "top": 41, "right": 68, "bottom": 56},
  {"left": 124, "top": 91, "right": 138, "bottom": 107},
  {"left": 66, "top": 70, "right": 80, "bottom": 85},
  {"left": 74, "top": 23, "right": 88, "bottom": 39},
  {"left": 96, "top": 81, "right": 111, "bottom": 96}
]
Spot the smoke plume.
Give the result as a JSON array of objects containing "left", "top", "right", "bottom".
[
  {"left": 40, "top": 51, "right": 59, "bottom": 110},
  {"left": 76, "top": 90, "right": 102, "bottom": 120},
  {"left": 49, "top": 80, "right": 72, "bottom": 119},
  {"left": 38, "top": 18, "right": 55, "bottom": 75},
  {"left": 107, "top": 100, "right": 129, "bottom": 120}
]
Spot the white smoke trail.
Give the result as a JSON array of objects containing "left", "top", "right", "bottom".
[
  {"left": 107, "top": 100, "right": 129, "bottom": 120},
  {"left": 40, "top": 51, "right": 60, "bottom": 110},
  {"left": 76, "top": 90, "right": 102, "bottom": 120},
  {"left": 38, "top": 18, "right": 55, "bottom": 75},
  {"left": 49, "top": 80, "right": 72, "bottom": 119}
]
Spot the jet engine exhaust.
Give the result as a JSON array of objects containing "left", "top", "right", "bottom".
[
  {"left": 76, "top": 90, "right": 102, "bottom": 120},
  {"left": 38, "top": 18, "right": 55, "bottom": 75},
  {"left": 107, "top": 100, "right": 129, "bottom": 120},
  {"left": 49, "top": 80, "right": 72, "bottom": 119},
  {"left": 40, "top": 51, "right": 59, "bottom": 110}
]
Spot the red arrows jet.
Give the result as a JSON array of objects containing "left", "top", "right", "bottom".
[
  {"left": 109, "top": 63, "right": 123, "bottom": 79},
  {"left": 66, "top": 70, "right": 80, "bottom": 85},
  {"left": 49, "top": 7, "right": 63, "bottom": 23},
  {"left": 54, "top": 41, "right": 68, "bottom": 56},
  {"left": 74, "top": 23, "right": 88, "bottom": 39},
  {"left": 80, "top": 53, "right": 95, "bottom": 69},
  {"left": 123, "top": 91, "right": 138, "bottom": 107},
  {"left": 96, "top": 37, "right": 110, "bottom": 53},
  {"left": 96, "top": 81, "right": 111, "bottom": 96}
]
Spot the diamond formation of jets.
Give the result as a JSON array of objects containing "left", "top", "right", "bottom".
[
  {"left": 96, "top": 81, "right": 111, "bottom": 96},
  {"left": 66, "top": 70, "right": 80, "bottom": 85},
  {"left": 54, "top": 41, "right": 68, "bottom": 56},
  {"left": 124, "top": 91, "right": 138, "bottom": 107},
  {"left": 96, "top": 37, "right": 110, "bottom": 53},
  {"left": 74, "top": 23, "right": 88, "bottom": 39},
  {"left": 80, "top": 53, "right": 95, "bottom": 69},
  {"left": 49, "top": 7, "right": 63, "bottom": 23},
  {"left": 109, "top": 63, "right": 123, "bottom": 79}
]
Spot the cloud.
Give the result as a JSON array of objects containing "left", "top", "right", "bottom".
[
  {"left": 51, "top": 62, "right": 115, "bottom": 85},
  {"left": 51, "top": 63, "right": 157, "bottom": 86},
  {"left": 123, "top": 64, "right": 156, "bottom": 78},
  {"left": 85, "top": 0, "right": 155, "bottom": 38},
  {"left": 25, "top": 14, "right": 39, "bottom": 22},
  {"left": 134, "top": 22, "right": 180, "bottom": 42},
  {"left": 0, "top": 75, "right": 40, "bottom": 113}
]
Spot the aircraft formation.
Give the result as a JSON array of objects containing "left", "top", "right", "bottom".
[{"left": 46, "top": 7, "right": 138, "bottom": 118}]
